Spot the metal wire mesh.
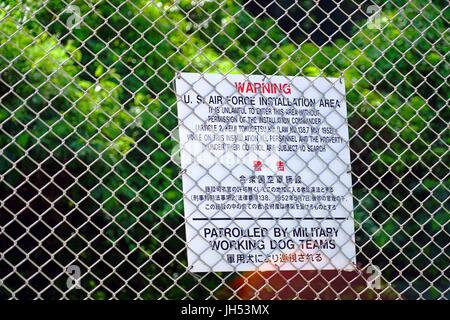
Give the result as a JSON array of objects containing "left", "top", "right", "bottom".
[{"left": 0, "top": 0, "right": 448, "bottom": 299}]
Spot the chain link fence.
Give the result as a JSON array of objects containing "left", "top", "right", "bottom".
[{"left": 0, "top": 0, "right": 448, "bottom": 300}]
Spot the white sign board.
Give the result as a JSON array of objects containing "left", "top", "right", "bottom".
[{"left": 175, "top": 72, "right": 356, "bottom": 272}]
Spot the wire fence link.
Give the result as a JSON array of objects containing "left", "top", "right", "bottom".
[{"left": 0, "top": 0, "right": 448, "bottom": 300}]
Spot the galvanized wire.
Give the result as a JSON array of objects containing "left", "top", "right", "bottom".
[{"left": 0, "top": 0, "right": 448, "bottom": 300}]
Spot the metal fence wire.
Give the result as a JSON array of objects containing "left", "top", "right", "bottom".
[{"left": 0, "top": 0, "right": 448, "bottom": 300}]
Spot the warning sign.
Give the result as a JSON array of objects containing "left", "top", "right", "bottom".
[{"left": 175, "top": 72, "right": 356, "bottom": 272}]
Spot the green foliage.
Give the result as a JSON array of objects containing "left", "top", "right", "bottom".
[{"left": 0, "top": 0, "right": 448, "bottom": 299}]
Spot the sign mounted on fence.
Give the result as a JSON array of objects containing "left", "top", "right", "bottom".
[{"left": 175, "top": 72, "right": 356, "bottom": 272}]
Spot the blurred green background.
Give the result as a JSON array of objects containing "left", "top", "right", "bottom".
[{"left": 0, "top": 0, "right": 448, "bottom": 299}]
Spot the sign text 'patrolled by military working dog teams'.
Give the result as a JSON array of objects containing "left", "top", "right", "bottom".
[{"left": 176, "top": 73, "right": 356, "bottom": 272}]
